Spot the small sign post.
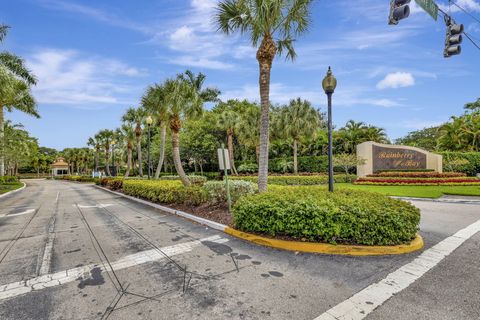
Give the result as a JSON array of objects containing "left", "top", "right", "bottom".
[
  {"left": 415, "top": 0, "right": 438, "bottom": 21},
  {"left": 218, "top": 145, "right": 232, "bottom": 212}
]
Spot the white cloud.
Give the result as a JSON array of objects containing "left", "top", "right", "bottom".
[
  {"left": 27, "top": 49, "right": 144, "bottom": 105},
  {"left": 377, "top": 72, "right": 415, "bottom": 89},
  {"left": 438, "top": 0, "right": 480, "bottom": 13},
  {"left": 169, "top": 56, "right": 234, "bottom": 70}
]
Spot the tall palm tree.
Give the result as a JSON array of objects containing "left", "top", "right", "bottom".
[
  {"left": 180, "top": 70, "right": 221, "bottom": 103},
  {"left": 215, "top": 0, "right": 313, "bottom": 192},
  {"left": 218, "top": 107, "right": 239, "bottom": 175},
  {"left": 120, "top": 123, "right": 136, "bottom": 177},
  {"left": 279, "top": 98, "right": 319, "bottom": 173},
  {"left": 141, "top": 83, "right": 168, "bottom": 179},
  {"left": 0, "top": 24, "right": 38, "bottom": 176},
  {"left": 87, "top": 136, "right": 102, "bottom": 172},
  {"left": 164, "top": 77, "right": 203, "bottom": 186},
  {"left": 122, "top": 107, "right": 146, "bottom": 177},
  {"left": 97, "top": 129, "right": 114, "bottom": 176}
]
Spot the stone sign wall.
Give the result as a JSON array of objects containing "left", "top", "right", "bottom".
[{"left": 357, "top": 142, "right": 442, "bottom": 177}]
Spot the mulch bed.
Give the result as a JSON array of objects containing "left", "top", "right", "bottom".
[{"left": 169, "top": 203, "right": 233, "bottom": 226}]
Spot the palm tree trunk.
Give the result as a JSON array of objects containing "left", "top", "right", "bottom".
[
  {"left": 227, "top": 131, "right": 238, "bottom": 175},
  {"left": 172, "top": 129, "right": 190, "bottom": 186},
  {"left": 154, "top": 123, "right": 167, "bottom": 179},
  {"left": 105, "top": 150, "right": 111, "bottom": 176},
  {"left": 136, "top": 137, "right": 143, "bottom": 177},
  {"left": 125, "top": 146, "right": 132, "bottom": 178},
  {"left": 256, "top": 35, "right": 276, "bottom": 192},
  {"left": 0, "top": 106, "right": 4, "bottom": 177},
  {"left": 293, "top": 139, "right": 298, "bottom": 174}
]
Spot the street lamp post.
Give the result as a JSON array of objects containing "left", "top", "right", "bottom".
[
  {"left": 111, "top": 140, "right": 116, "bottom": 177},
  {"left": 146, "top": 116, "right": 153, "bottom": 179},
  {"left": 322, "top": 67, "right": 337, "bottom": 192}
]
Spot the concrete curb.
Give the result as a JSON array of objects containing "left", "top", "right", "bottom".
[
  {"left": 0, "top": 181, "right": 26, "bottom": 199},
  {"left": 225, "top": 228, "right": 424, "bottom": 256},
  {"left": 393, "top": 196, "right": 480, "bottom": 205},
  {"left": 93, "top": 185, "right": 227, "bottom": 231},
  {"left": 94, "top": 184, "right": 424, "bottom": 256}
]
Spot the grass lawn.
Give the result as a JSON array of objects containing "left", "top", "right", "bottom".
[
  {"left": 335, "top": 183, "right": 480, "bottom": 198},
  {"left": 0, "top": 182, "right": 23, "bottom": 195}
]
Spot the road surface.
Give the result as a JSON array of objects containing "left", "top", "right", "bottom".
[{"left": 0, "top": 179, "right": 479, "bottom": 319}]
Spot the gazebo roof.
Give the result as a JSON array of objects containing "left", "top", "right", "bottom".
[{"left": 52, "top": 157, "right": 69, "bottom": 168}]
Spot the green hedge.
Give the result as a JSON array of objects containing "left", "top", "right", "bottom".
[
  {"left": 122, "top": 180, "right": 207, "bottom": 206},
  {"left": 0, "top": 176, "right": 19, "bottom": 184},
  {"left": 230, "top": 174, "right": 356, "bottom": 185},
  {"left": 440, "top": 152, "right": 480, "bottom": 176},
  {"left": 232, "top": 187, "right": 420, "bottom": 245}
]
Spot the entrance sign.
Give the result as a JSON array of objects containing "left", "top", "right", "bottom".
[
  {"left": 415, "top": 0, "right": 438, "bottom": 21},
  {"left": 217, "top": 148, "right": 231, "bottom": 170},
  {"left": 357, "top": 141, "right": 442, "bottom": 176}
]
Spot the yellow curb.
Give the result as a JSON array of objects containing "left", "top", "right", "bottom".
[{"left": 224, "top": 227, "right": 424, "bottom": 256}]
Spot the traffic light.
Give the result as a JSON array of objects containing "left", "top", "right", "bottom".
[
  {"left": 389, "top": 0, "right": 411, "bottom": 25},
  {"left": 444, "top": 18, "right": 464, "bottom": 58}
]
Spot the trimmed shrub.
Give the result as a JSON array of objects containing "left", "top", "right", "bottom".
[
  {"left": 233, "top": 187, "right": 420, "bottom": 245},
  {"left": 122, "top": 180, "right": 207, "bottom": 206},
  {"left": 0, "top": 176, "right": 19, "bottom": 184},
  {"left": 106, "top": 178, "right": 123, "bottom": 190},
  {"left": 203, "top": 180, "right": 258, "bottom": 204},
  {"left": 354, "top": 177, "right": 480, "bottom": 186},
  {"left": 237, "top": 163, "right": 259, "bottom": 174},
  {"left": 368, "top": 172, "right": 466, "bottom": 178},
  {"left": 230, "top": 174, "right": 356, "bottom": 185},
  {"left": 159, "top": 175, "right": 207, "bottom": 185}
]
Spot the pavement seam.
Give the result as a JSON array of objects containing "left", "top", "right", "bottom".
[{"left": 313, "top": 218, "right": 480, "bottom": 320}]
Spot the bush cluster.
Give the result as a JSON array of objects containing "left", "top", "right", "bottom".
[
  {"left": 440, "top": 152, "right": 480, "bottom": 176},
  {"left": 233, "top": 187, "right": 420, "bottom": 245},
  {"left": 230, "top": 174, "right": 356, "bottom": 185},
  {"left": 159, "top": 175, "right": 207, "bottom": 185},
  {"left": 0, "top": 176, "right": 19, "bottom": 184},
  {"left": 58, "top": 175, "right": 98, "bottom": 183},
  {"left": 203, "top": 180, "right": 258, "bottom": 204},
  {"left": 237, "top": 163, "right": 259, "bottom": 174},
  {"left": 355, "top": 178, "right": 480, "bottom": 186},
  {"left": 122, "top": 180, "right": 207, "bottom": 206}
]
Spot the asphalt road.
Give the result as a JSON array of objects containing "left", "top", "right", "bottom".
[{"left": 0, "top": 179, "right": 479, "bottom": 320}]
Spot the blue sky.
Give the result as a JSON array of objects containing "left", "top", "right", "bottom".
[{"left": 2, "top": 0, "right": 480, "bottom": 150}]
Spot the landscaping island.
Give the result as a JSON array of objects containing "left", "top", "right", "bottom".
[{"left": 0, "top": 176, "right": 23, "bottom": 195}]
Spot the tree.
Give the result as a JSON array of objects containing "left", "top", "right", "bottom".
[
  {"left": 236, "top": 102, "right": 261, "bottom": 162},
  {"left": 278, "top": 98, "right": 320, "bottom": 173},
  {"left": 164, "top": 76, "right": 203, "bottom": 186},
  {"left": 0, "top": 24, "right": 38, "bottom": 176},
  {"left": 333, "top": 153, "right": 365, "bottom": 180},
  {"left": 121, "top": 123, "right": 135, "bottom": 177},
  {"left": 97, "top": 129, "right": 114, "bottom": 176},
  {"left": 395, "top": 126, "right": 441, "bottom": 151},
  {"left": 218, "top": 106, "right": 240, "bottom": 175},
  {"left": 141, "top": 83, "right": 168, "bottom": 179},
  {"left": 87, "top": 136, "right": 102, "bottom": 172},
  {"left": 122, "top": 107, "right": 146, "bottom": 176},
  {"left": 180, "top": 70, "right": 220, "bottom": 103},
  {"left": 215, "top": 0, "right": 313, "bottom": 192}
]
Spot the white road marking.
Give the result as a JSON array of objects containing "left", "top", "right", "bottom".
[
  {"left": 0, "top": 235, "right": 228, "bottom": 301},
  {"left": 55, "top": 191, "right": 59, "bottom": 203},
  {"left": 314, "top": 219, "right": 480, "bottom": 320},
  {"left": 76, "top": 204, "right": 114, "bottom": 209},
  {"left": 39, "top": 217, "right": 56, "bottom": 275},
  {"left": 0, "top": 209, "right": 35, "bottom": 218}
]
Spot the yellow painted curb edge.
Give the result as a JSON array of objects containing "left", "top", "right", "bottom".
[{"left": 224, "top": 227, "right": 424, "bottom": 256}]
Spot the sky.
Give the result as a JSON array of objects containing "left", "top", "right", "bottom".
[{"left": 2, "top": 0, "right": 480, "bottom": 150}]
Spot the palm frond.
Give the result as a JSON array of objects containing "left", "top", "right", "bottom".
[{"left": 0, "top": 52, "right": 37, "bottom": 85}]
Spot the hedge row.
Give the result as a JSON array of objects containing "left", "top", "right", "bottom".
[
  {"left": 230, "top": 174, "right": 357, "bottom": 185},
  {"left": 238, "top": 156, "right": 330, "bottom": 173},
  {"left": 355, "top": 176, "right": 480, "bottom": 186},
  {"left": 368, "top": 172, "right": 466, "bottom": 178},
  {"left": 59, "top": 175, "right": 99, "bottom": 183},
  {"left": 232, "top": 187, "right": 420, "bottom": 245}
]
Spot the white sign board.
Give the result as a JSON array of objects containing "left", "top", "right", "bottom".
[{"left": 217, "top": 148, "right": 231, "bottom": 170}]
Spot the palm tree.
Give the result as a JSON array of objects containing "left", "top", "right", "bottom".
[
  {"left": 236, "top": 103, "right": 261, "bottom": 162},
  {"left": 180, "top": 70, "right": 221, "bottom": 103},
  {"left": 97, "top": 129, "right": 114, "bottom": 176},
  {"left": 141, "top": 83, "right": 168, "bottom": 179},
  {"left": 215, "top": 0, "right": 313, "bottom": 192},
  {"left": 87, "top": 136, "right": 102, "bottom": 172},
  {"left": 363, "top": 126, "right": 388, "bottom": 144},
  {"left": 164, "top": 77, "right": 203, "bottom": 186},
  {"left": 279, "top": 98, "right": 320, "bottom": 173},
  {"left": 0, "top": 68, "right": 38, "bottom": 176},
  {"left": 218, "top": 107, "right": 239, "bottom": 175},
  {"left": 122, "top": 107, "right": 146, "bottom": 176},
  {"left": 120, "top": 123, "right": 136, "bottom": 177}
]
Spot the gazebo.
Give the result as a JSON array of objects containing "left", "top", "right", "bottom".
[{"left": 51, "top": 157, "right": 69, "bottom": 176}]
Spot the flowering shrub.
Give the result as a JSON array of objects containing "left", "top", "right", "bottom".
[
  {"left": 233, "top": 187, "right": 420, "bottom": 245},
  {"left": 203, "top": 180, "right": 258, "bottom": 204}
]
